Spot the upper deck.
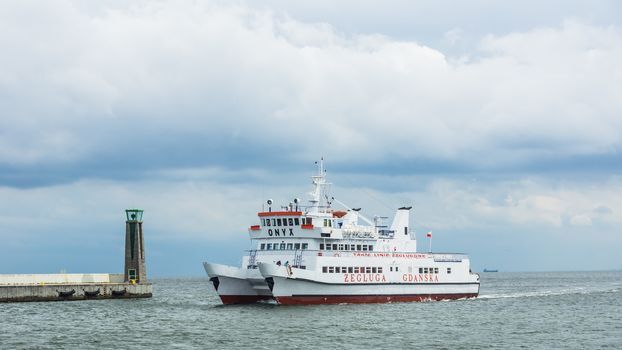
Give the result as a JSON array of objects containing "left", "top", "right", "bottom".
[
  {"left": 248, "top": 159, "right": 417, "bottom": 253},
  {"left": 249, "top": 209, "right": 358, "bottom": 240}
]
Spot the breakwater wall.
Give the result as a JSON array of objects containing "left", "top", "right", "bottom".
[{"left": 0, "top": 274, "right": 152, "bottom": 302}]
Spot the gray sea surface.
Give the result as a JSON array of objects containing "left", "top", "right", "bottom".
[{"left": 1, "top": 271, "right": 621, "bottom": 349}]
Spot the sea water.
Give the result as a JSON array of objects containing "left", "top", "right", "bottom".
[{"left": 1, "top": 271, "right": 620, "bottom": 349}]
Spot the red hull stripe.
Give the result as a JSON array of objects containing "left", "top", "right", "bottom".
[
  {"left": 276, "top": 293, "right": 478, "bottom": 305},
  {"left": 219, "top": 295, "right": 273, "bottom": 304},
  {"left": 258, "top": 211, "right": 303, "bottom": 217}
]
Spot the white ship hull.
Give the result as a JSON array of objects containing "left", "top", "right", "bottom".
[
  {"left": 203, "top": 262, "right": 273, "bottom": 304},
  {"left": 258, "top": 262, "right": 479, "bottom": 305}
]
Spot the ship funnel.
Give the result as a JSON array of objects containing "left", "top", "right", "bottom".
[{"left": 390, "top": 206, "right": 411, "bottom": 240}]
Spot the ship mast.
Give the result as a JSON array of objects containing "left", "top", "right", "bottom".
[{"left": 308, "top": 158, "right": 330, "bottom": 215}]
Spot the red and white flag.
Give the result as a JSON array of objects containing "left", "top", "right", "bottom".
[{"left": 426, "top": 232, "right": 432, "bottom": 238}]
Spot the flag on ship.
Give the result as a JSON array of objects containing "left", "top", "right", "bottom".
[{"left": 426, "top": 232, "right": 432, "bottom": 238}]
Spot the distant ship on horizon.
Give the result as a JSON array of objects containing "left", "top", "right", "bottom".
[{"left": 483, "top": 269, "right": 498, "bottom": 272}]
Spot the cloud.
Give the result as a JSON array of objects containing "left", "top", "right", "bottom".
[
  {"left": 0, "top": 1, "right": 621, "bottom": 188},
  {"left": 570, "top": 214, "right": 592, "bottom": 226},
  {"left": 2, "top": 171, "right": 621, "bottom": 241},
  {"left": 1, "top": 1, "right": 622, "bottom": 272}
]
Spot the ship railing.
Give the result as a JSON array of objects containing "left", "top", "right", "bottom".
[
  {"left": 244, "top": 250, "right": 468, "bottom": 262},
  {"left": 244, "top": 249, "right": 318, "bottom": 269}
]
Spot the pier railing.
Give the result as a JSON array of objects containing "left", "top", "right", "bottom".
[{"left": 0, "top": 273, "right": 125, "bottom": 286}]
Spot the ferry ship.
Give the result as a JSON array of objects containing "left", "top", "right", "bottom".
[{"left": 203, "top": 161, "right": 480, "bottom": 305}]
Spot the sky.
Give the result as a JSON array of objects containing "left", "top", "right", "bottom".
[{"left": 1, "top": 0, "right": 621, "bottom": 276}]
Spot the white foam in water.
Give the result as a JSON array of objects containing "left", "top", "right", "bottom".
[{"left": 478, "top": 287, "right": 620, "bottom": 300}]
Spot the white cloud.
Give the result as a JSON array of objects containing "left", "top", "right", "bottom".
[
  {"left": 0, "top": 1, "right": 621, "bottom": 171},
  {"left": 570, "top": 214, "right": 592, "bottom": 226},
  {"left": 1, "top": 172, "right": 621, "bottom": 248}
]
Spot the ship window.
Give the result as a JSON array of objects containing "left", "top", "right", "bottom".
[
  {"left": 350, "top": 245, "right": 355, "bottom": 250},
  {"left": 335, "top": 267, "right": 340, "bottom": 273},
  {"left": 332, "top": 244, "right": 338, "bottom": 250},
  {"left": 356, "top": 244, "right": 362, "bottom": 251},
  {"left": 365, "top": 267, "right": 371, "bottom": 273},
  {"left": 329, "top": 267, "right": 334, "bottom": 273},
  {"left": 424, "top": 267, "right": 428, "bottom": 274},
  {"left": 328, "top": 220, "right": 332, "bottom": 227},
  {"left": 353, "top": 267, "right": 359, "bottom": 273},
  {"left": 294, "top": 218, "right": 300, "bottom": 225},
  {"left": 447, "top": 268, "right": 452, "bottom": 274},
  {"left": 348, "top": 267, "right": 353, "bottom": 273},
  {"left": 267, "top": 243, "right": 272, "bottom": 250},
  {"left": 302, "top": 243, "right": 308, "bottom": 249},
  {"left": 378, "top": 267, "right": 383, "bottom": 273},
  {"left": 390, "top": 267, "right": 393, "bottom": 272},
  {"left": 338, "top": 244, "right": 344, "bottom": 250},
  {"left": 372, "top": 267, "right": 377, "bottom": 273},
  {"left": 293, "top": 243, "right": 300, "bottom": 250},
  {"left": 272, "top": 219, "right": 276, "bottom": 226},
  {"left": 325, "top": 244, "right": 331, "bottom": 251},
  {"left": 266, "top": 219, "right": 271, "bottom": 227},
  {"left": 369, "top": 245, "right": 373, "bottom": 251},
  {"left": 288, "top": 218, "right": 293, "bottom": 226},
  {"left": 322, "top": 266, "right": 327, "bottom": 273},
  {"left": 362, "top": 245, "right": 368, "bottom": 251},
  {"left": 434, "top": 268, "right": 439, "bottom": 274},
  {"left": 261, "top": 219, "right": 265, "bottom": 226},
  {"left": 320, "top": 244, "right": 324, "bottom": 250},
  {"left": 419, "top": 268, "right": 423, "bottom": 274},
  {"left": 360, "top": 267, "right": 365, "bottom": 273},
  {"left": 287, "top": 243, "right": 293, "bottom": 250},
  {"left": 280, "top": 243, "right": 286, "bottom": 249},
  {"left": 260, "top": 243, "right": 265, "bottom": 250},
  {"left": 277, "top": 218, "right": 282, "bottom": 226},
  {"left": 395, "top": 267, "right": 399, "bottom": 272}
]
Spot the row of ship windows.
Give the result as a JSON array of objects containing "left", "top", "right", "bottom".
[
  {"left": 259, "top": 243, "right": 309, "bottom": 250},
  {"left": 320, "top": 243, "right": 374, "bottom": 251},
  {"left": 323, "top": 266, "right": 384, "bottom": 274},
  {"left": 421, "top": 267, "right": 440, "bottom": 274},
  {"left": 322, "top": 266, "right": 452, "bottom": 274},
  {"left": 261, "top": 217, "right": 313, "bottom": 227}
]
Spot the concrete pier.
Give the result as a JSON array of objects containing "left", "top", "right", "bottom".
[
  {"left": 0, "top": 274, "right": 152, "bottom": 302},
  {"left": 0, "top": 209, "right": 153, "bottom": 303}
]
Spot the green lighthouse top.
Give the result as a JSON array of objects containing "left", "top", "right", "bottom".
[{"left": 125, "top": 209, "right": 144, "bottom": 222}]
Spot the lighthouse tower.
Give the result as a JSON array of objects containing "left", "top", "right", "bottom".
[{"left": 124, "top": 209, "right": 147, "bottom": 283}]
